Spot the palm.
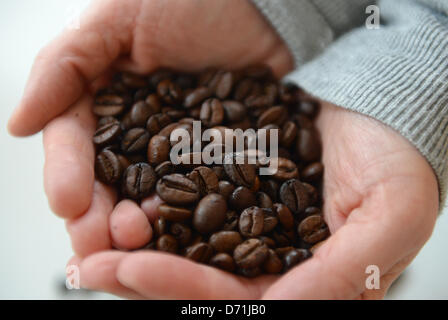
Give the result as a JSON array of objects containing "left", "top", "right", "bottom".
[{"left": 8, "top": 0, "right": 438, "bottom": 299}]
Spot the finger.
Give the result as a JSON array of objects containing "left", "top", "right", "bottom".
[
  {"left": 79, "top": 251, "right": 143, "bottom": 299},
  {"left": 7, "top": 0, "right": 137, "bottom": 136},
  {"left": 116, "top": 251, "right": 275, "bottom": 299},
  {"left": 262, "top": 178, "right": 438, "bottom": 299},
  {"left": 140, "top": 194, "right": 164, "bottom": 224},
  {"left": 43, "top": 94, "right": 95, "bottom": 219},
  {"left": 110, "top": 200, "right": 153, "bottom": 250},
  {"left": 66, "top": 182, "right": 116, "bottom": 258}
]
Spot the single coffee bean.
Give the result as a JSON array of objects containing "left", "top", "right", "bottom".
[
  {"left": 302, "top": 182, "right": 319, "bottom": 206},
  {"left": 146, "top": 113, "right": 172, "bottom": 135},
  {"left": 259, "top": 236, "right": 276, "bottom": 248},
  {"left": 157, "top": 79, "right": 182, "bottom": 104},
  {"left": 154, "top": 161, "right": 174, "bottom": 177},
  {"left": 212, "top": 166, "right": 226, "bottom": 180},
  {"left": 222, "top": 211, "right": 239, "bottom": 231},
  {"left": 200, "top": 98, "right": 224, "bottom": 127},
  {"left": 229, "top": 186, "right": 257, "bottom": 212},
  {"left": 298, "top": 215, "right": 329, "bottom": 244},
  {"left": 260, "top": 179, "right": 279, "bottom": 202},
  {"left": 121, "top": 72, "right": 147, "bottom": 88},
  {"left": 116, "top": 154, "right": 131, "bottom": 172},
  {"left": 170, "top": 223, "right": 192, "bottom": 247},
  {"left": 269, "top": 157, "right": 299, "bottom": 181},
  {"left": 209, "top": 231, "right": 242, "bottom": 253},
  {"left": 97, "top": 116, "right": 119, "bottom": 128},
  {"left": 156, "top": 234, "right": 178, "bottom": 254},
  {"left": 233, "top": 239, "right": 269, "bottom": 269},
  {"left": 130, "top": 101, "right": 153, "bottom": 127},
  {"left": 122, "top": 163, "right": 156, "bottom": 199},
  {"left": 262, "top": 209, "right": 278, "bottom": 234},
  {"left": 263, "top": 249, "right": 283, "bottom": 274},
  {"left": 210, "top": 253, "right": 235, "bottom": 273},
  {"left": 215, "top": 71, "right": 234, "bottom": 99},
  {"left": 272, "top": 229, "right": 295, "bottom": 247},
  {"left": 237, "top": 267, "right": 262, "bottom": 278},
  {"left": 222, "top": 100, "right": 247, "bottom": 123},
  {"left": 162, "top": 107, "right": 187, "bottom": 120},
  {"left": 283, "top": 249, "right": 312, "bottom": 272},
  {"left": 257, "top": 106, "right": 287, "bottom": 128},
  {"left": 256, "top": 192, "right": 273, "bottom": 209},
  {"left": 153, "top": 216, "right": 167, "bottom": 238},
  {"left": 93, "top": 94, "right": 125, "bottom": 117},
  {"left": 274, "top": 246, "right": 295, "bottom": 258},
  {"left": 185, "top": 242, "right": 213, "bottom": 263},
  {"left": 148, "top": 69, "right": 172, "bottom": 87},
  {"left": 293, "top": 114, "right": 313, "bottom": 130},
  {"left": 121, "top": 128, "right": 150, "bottom": 153},
  {"left": 93, "top": 121, "right": 121, "bottom": 146},
  {"left": 187, "top": 166, "right": 219, "bottom": 197},
  {"left": 279, "top": 179, "right": 310, "bottom": 214},
  {"left": 95, "top": 150, "right": 122, "bottom": 184},
  {"left": 147, "top": 135, "right": 170, "bottom": 165},
  {"left": 158, "top": 204, "right": 193, "bottom": 222},
  {"left": 302, "top": 162, "right": 324, "bottom": 182},
  {"left": 239, "top": 206, "right": 264, "bottom": 238},
  {"left": 234, "top": 78, "right": 254, "bottom": 101},
  {"left": 158, "top": 122, "right": 179, "bottom": 138},
  {"left": 218, "top": 181, "right": 235, "bottom": 200},
  {"left": 296, "top": 128, "right": 321, "bottom": 162},
  {"left": 281, "top": 121, "right": 298, "bottom": 148},
  {"left": 273, "top": 203, "right": 294, "bottom": 230},
  {"left": 156, "top": 174, "right": 200, "bottom": 206},
  {"left": 223, "top": 154, "right": 257, "bottom": 188},
  {"left": 304, "top": 207, "right": 322, "bottom": 216},
  {"left": 145, "top": 93, "right": 162, "bottom": 114},
  {"left": 183, "top": 86, "right": 213, "bottom": 108},
  {"left": 193, "top": 194, "right": 227, "bottom": 234}
]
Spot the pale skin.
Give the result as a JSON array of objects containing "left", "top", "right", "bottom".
[{"left": 8, "top": 0, "right": 439, "bottom": 299}]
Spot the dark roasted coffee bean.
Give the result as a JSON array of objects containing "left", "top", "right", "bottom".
[
  {"left": 268, "top": 157, "right": 299, "bottom": 181},
  {"left": 273, "top": 203, "right": 294, "bottom": 230},
  {"left": 281, "top": 121, "right": 298, "bottom": 148},
  {"left": 200, "top": 98, "right": 224, "bottom": 127},
  {"left": 302, "top": 182, "right": 319, "bottom": 206},
  {"left": 229, "top": 186, "right": 256, "bottom": 212},
  {"left": 239, "top": 206, "right": 264, "bottom": 237},
  {"left": 233, "top": 239, "right": 268, "bottom": 269},
  {"left": 222, "top": 100, "right": 247, "bottom": 123},
  {"left": 215, "top": 71, "right": 234, "bottom": 99},
  {"left": 116, "top": 154, "right": 131, "bottom": 172},
  {"left": 120, "top": 111, "right": 133, "bottom": 131},
  {"left": 158, "top": 204, "right": 192, "bottom": 222},
  {"left": 296, "top": 128, "right": 321, "bottom": 162},
  {"left": 302, "top": 162, "right": 324, "bottom": 182},
  {"left": 146, "top": 113, "right": 172, "bottom": 136},
  {"left": 238, "top": 267, "right": 262, "bottom": 278},
  {"left": 97, "top": 116, "right": 119, "bottom": 128},
  {"left": 260, "top": 179, "right": 279, "bottom": 202},
  {"left": 170, "top": 223, "right": 192, "bottom": 247},
  {"left": 279, "top": 83, "right": 299, "bottom": 105},
  {"left": 209, "top": 231, "right": 242, "bottom": 253},
  {"left": 274, "top": 246, "right": 295, "bottom": 259},
  {"left": 259, "top": 236, "right": 276, "bottom": 248},
  {"left": 234, "top": 78, "right": 254, "bottom": 101},
  {"left": 211, "top": 166, "right": 226, "bottom": 180},
  {"left": 121, "top": 128, "right": 150, "bottom": 153},
  {"left": 257, "top": 106, "right": 287, "bottom": 128},
  {"left": 121, "top": 72, "right": 147, "bottom": 88},
  {"left": 93, "top": 94, "right": 125, "bottom": 117},
  {"left": 158, "top": 122, "right": 179, "bottom": 138},
  {"left": 183, "top": 87, "right": 213, "bottom": 108},
  {"left": 134, "top": 88, "right": 151, "bottom": 102},
  {"left": 162, "top": 107, "right": 187, "bottom": 121},
  {"left": 283, "top": 249, "right": 312, "bottom": 272},
  {"left": 154, "top": 161, "right": 174, "bottom": 177},
  {"left": 122, "top": 163, "right": 157, "bottom": 199},
  {"left": 95, "top": 150, "right": 122, "bottom": 184},
  {"left": 93, "top": 121, "right": 121, "bottom": 145},
  {"left": 304, "top": 207, "right": 322, "bottom": 216},
  {"left": 262, "top": 209, "right": 278, "bottom": 233},
  {"left": 228, "top": 117, "right": 252, "bottom": 130},
  {"left": 244, "top": 65, "right": 272, "bottom": 79},
  {"left": 222, "top": 211, "right": 238, "bottom": 231},
  {"left": 223, "top": 154, "right": 257, "bottom": 188},
  {"left": 187, "top": 166, "right": 219, "bottom": 196},
  {"left": 263, "top": 249, "right": 283, "bottom": 274},
  {"left": 256, "top": 192, "right": 273, "bottom": 209},
  {"left": 193, "top": 194, "right": 227, "bottom": 234},
  {"left": 272, "top": 229, "right": 295, "bottom": 247},
  {"left": 210, "top": 253, "right": 235, "bottom": 272},
  {"left": 147, "top": 135, "right": 170, "bottom": 166},
  {"left": 293, "top": 114, "right": 313, "bottom": 130},
  {"left": 218, "top": 181, "right": 235, "bottom": 200},
  {"left": 298, "top": 215, "right": 329, "bottom": 244},
  {"left": 198, "top": 69, "right": 218, "bottom": 87},
  {"left": 148, "top": 69, "right": 172, "bottom": 88},
  {"left": 157, "top": 79, "right": 182, "bottom": 104},
  {"left": 280, "top": 179, "right": 310, "bottom": 214},
  {"left": 299, "top": 99, "right": 319, "bottom": 118},
  {"left": 130, "top": 101, "right": 153, "bottom": 127},
  {"left": 185, "top": 242, "right": 213, "bottom": 263},
  {"left": 145, "top": 94, "right": 162, "bottom": 114},
  {"left": 156, "top": 234, "right": 178, "bottom": 253},
  {"left": 153, "top": 216, "right": 167, "bottom": 238},
  {"left": 156, "top": 174, "right": 199, "bottom": 206}
]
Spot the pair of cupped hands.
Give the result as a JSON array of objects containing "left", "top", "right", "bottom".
[{"left": 8, "top": 0, "right": 438, "bottom": 299}]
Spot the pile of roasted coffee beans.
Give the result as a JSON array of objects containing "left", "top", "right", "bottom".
[{"left": 92, "top": 66, "right": 329, "bottom": 277}]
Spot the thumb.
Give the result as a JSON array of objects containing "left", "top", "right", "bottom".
[{"left": 8, "top": 0, "right": 137, "bottom": 136}]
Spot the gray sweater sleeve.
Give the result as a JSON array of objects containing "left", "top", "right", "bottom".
[{"left": 252, "top": 0, "right": 448, "bottom": 205}]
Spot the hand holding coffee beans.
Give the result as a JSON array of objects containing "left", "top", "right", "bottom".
[{"left": 92, "top": 66, "right": 328, "bottom": 277}]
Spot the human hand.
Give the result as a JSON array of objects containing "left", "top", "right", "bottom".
[{"left": 69, "top": 101, "right": 438, "bottom": 299}]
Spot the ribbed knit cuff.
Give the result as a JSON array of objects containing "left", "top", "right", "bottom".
[
  {"left": 251, "top": 0, "right": 334, "bottom": 66},
  {"left": 287, "top": 0, "right": 448, "bottom": 206}
]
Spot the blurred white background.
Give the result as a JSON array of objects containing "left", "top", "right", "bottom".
[{"left": 0, "top": 0, "right": 447, "bottom": 300}]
